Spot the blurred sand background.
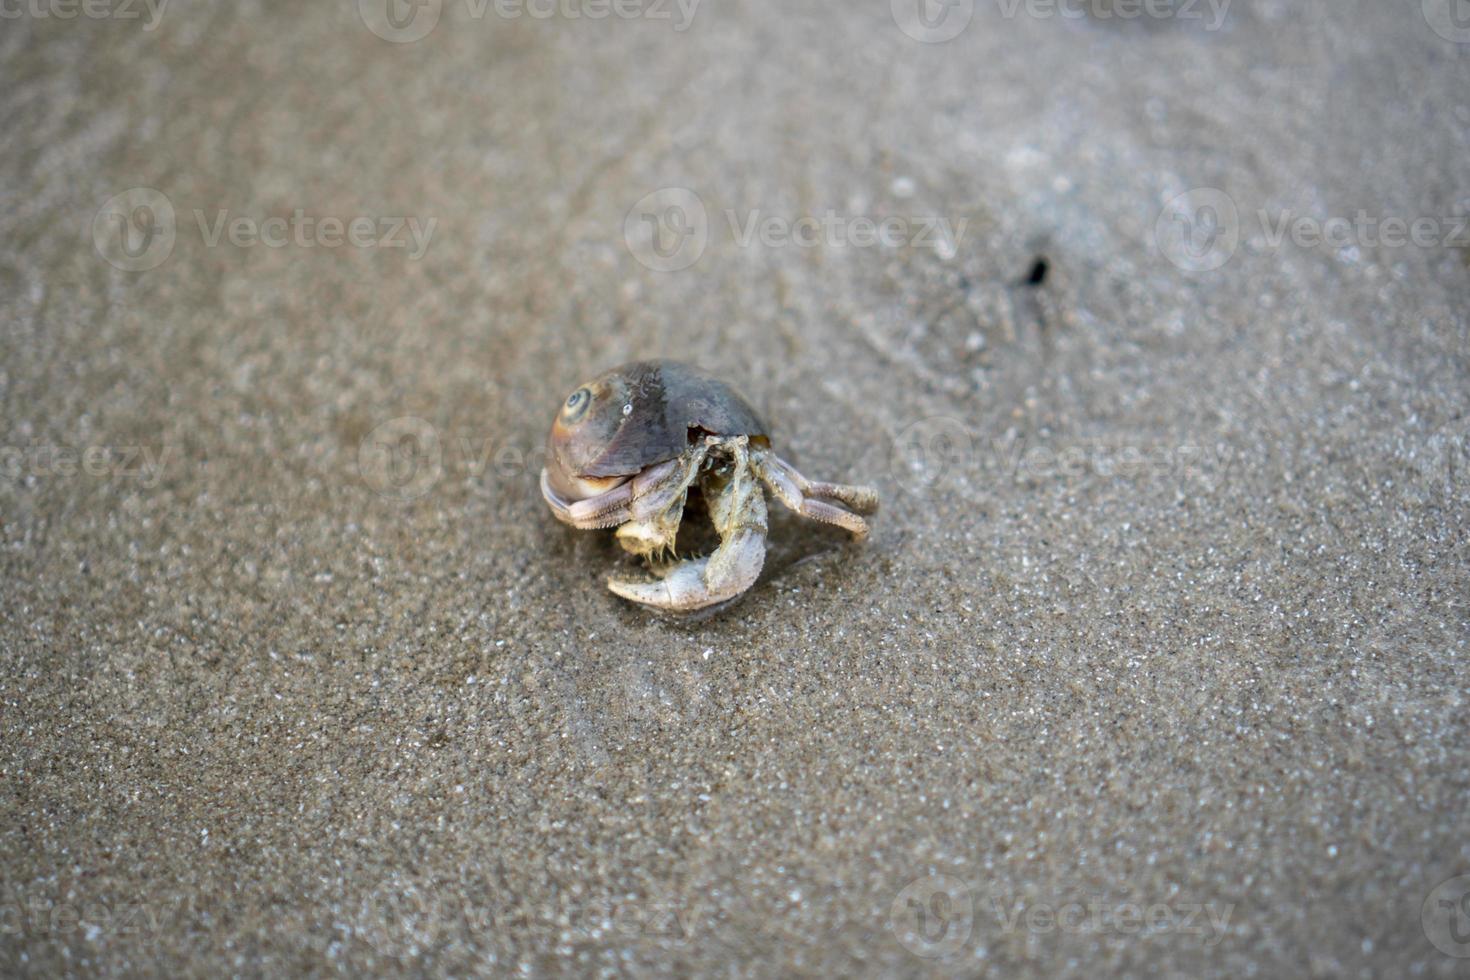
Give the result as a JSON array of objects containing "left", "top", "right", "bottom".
[{"left": 2, "top": 0, "right": 1468, "bottom": 975}]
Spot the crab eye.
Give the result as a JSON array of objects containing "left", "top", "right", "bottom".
[{"left": 561, "top": 387, "right": 591, "bottom": 422}]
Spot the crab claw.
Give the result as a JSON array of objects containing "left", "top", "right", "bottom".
[{"left": 607, "top": 527, "right": 766, "bottom": 613}]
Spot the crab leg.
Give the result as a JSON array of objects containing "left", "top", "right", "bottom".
[
  {"left": 541, "top": 471, "right": 631, "bottom": 529},
  {"left": 608, "top": 437, "right": 767, "bottom": 612},
  {"left": 612, "top": 444, "right": 707, "bottom": 558},
  {"left": 540, "top": 455, "right": 692, "bottom": 531},
  {"left": 750, "top": 448, "right": 878, "bottom": 539}
]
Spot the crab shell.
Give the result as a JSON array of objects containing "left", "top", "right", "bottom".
[{"left": 544, "top": 360, "right": 770, "bottom": 502}]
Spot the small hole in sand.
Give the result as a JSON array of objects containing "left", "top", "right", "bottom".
[{"left": 1026, "top": 257, "right": 1050, "bottom": 287}]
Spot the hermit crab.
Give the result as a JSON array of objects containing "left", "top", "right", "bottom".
[{"left": 540, "top": 360, "right": 878, "bottom": 612}]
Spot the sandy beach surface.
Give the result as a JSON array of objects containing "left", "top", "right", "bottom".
[{"left": 2, "top": 0, "right": 1468, "bottom": 975}]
